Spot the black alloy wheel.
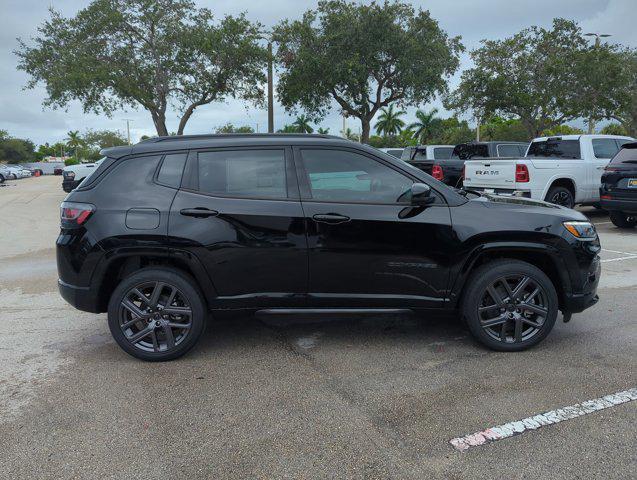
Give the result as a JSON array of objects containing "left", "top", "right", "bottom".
[
  {"left": 545, "top": 186, "right": 574, "bottom": 209},
  {"left": 462, "top": 259, "right": 558, "bottom": 351},
  {"left": 477, "top": 274, "right": 548, "bottom": 344},
  {"left": 108, "top": 268, "right": 206, "bottom": 361}
]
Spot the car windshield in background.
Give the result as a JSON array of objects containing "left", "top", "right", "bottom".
[
  {"left": 401, "top": 147, "right": 427, "bottom": 161},
  {"left": 527, "top": 139, "right": 581, "bottom": 159},
  {"left": 609, "top": 143, "right": 637, "bottom": 165},
  {"left": 451, "top": 144, "right": 488, "bottom": 159},
  {"left": 433, "top": 147, "right": 454, "bottom": 160}
]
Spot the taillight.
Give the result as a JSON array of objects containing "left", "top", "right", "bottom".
[
  {"left": 432, "top": 164, "right": 443, "bottom": 181},
  {"left": 604, "top": 166, "right": 618, "bottom": 172},
  {"left": 515, "top": 164, "right": 529, "bottom": 183},
  {"left": 60, "top": 202, "right": 95, "bottom": 228},
  {"left": 600, "top": 194, "right": 611, "bottom": 200}
]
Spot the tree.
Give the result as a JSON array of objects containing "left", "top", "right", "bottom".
[
  {"left": 428, "top": 117, "right": 474, "bottom": 145},
  {"left": 0, "top": 137, "right": 36, "bottom": 163},
  {"left": 607, "top": 50, "right": 637, "bottom": 137},
  {"left": 277, "top": 124, "right": 300, "bottom": 133},
  {"left": 407, "top": 108, "right": 442, "bottom": 144},
  {"left": 293, "top": 115, "right": 314, "bottom": 133},
  {"left": 480, "top": 116, "right": 530, "bottom": 142},
  {"left": 65, "top": 130, "right": 84, "bottom": 158},
  {"left": 343, "top": 128, "right": 360, "bottom": 142},
  {"left": 214, "top": 123, "right": 255, "bottom": 134},
  {"left": 83, "top": 129, "right": 128, "bottom": 149},
  {"left": 17, "top": 0, "right": 267, "bottom": 136},
  {"left": 447, "top": 19, "right": 597, "bottom": 138},
  {"left": 274, "top": 0, "right": 462, "bottom": 143},
  {"left": 541, "top": 124, "right": 585, "bottom": 136},
  {"left": 317, "top": 127, "right": 330, "bottom": 134},
  {"left": 374, "top": 105, "right": 405, "bottom": 137},
  {"left": 600, "top": 123, "right": 629, "bottom": 136}
]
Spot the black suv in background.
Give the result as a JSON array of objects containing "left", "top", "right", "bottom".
[
  {"left": 600, "top": 142, "right": 637, "bottom": 228},
  {"left": 58, "top": 134, "right": 600, "bottom": 361}
]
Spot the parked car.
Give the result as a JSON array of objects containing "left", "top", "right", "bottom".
[
  {"left": 378, "top": 147, "right": 404, "bottom": 158},
  {"left": 0, "top": 165, "right": 10, "bottom": 183},
  {"left": 4, "top": 165, "right": 30, "bottom": 179},
  {"left": 400, "top": 145, "right": 455, "bottom": 175},
  {"left": 600, "top": 141, "right": 637, "bottom": 228},
  {"left": 54, "top": 167, "right": 64, "bottom": 175},
  {"left": 62, "top": 159, "right": 104, "bottom": 192},
  {"left": 463, "top": 135, "right": 634, "bottom": 208},
  {"left": 432, "top": 141, "right": 529, "bottom": 188},
  {"left": 58, "top": 134, "right": 600, "bottom": 361}
]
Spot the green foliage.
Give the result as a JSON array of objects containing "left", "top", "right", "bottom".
[
  {"left": 541, "top": 124, "right": 585, "bottom": 136},
  {"left": 480, "top": 116, "right": 530, "bottom": 142},
  {"left": 317, "top": 127, "right": 330, "bottom": 134},
  {"left": 343, "top": 127, "right": 360, "bottom": 142},
  {"left": 214, "top": 123, "right": 255, "bottom": 134},
  {"left": 293, "top": 115, "right": 314, "bottom": 133},
  {"left": 16, "top": 0, "right": 267, "bottom": 136},
  {"left": 83, "top": 129, "right": 128, "bottom": 149},
  {"left": 600, "top": 123, "right": 629, "bottom": 136},
  {"left": 64, "top": 158, "right": 80, "bottom": 166},
  {"left": 274, "top": 0, "right": 462, "bottom": 143},
  {"left": 0, "top": 136, "right": 36, "bottom": 163},
  {"left": 407, "top": 108, "right": 442, "bottom": 143},
  {"left": 374, "top": 105, "right": 406, "bottom": 137},
  {"left": 428, "top": 117, "right": 474, "bottom": 145},
  {"left": 606, "top": 50, "right": 637, "bottom": 137},
  {"left": 277, "top": 124, "right": 300, "bottom": 133},
  {"left": 446, "top": 19, "right": 630, "bottom": 138}
]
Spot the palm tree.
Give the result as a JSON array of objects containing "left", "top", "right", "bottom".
[
  {"left": 293, "top": 115, "right": 313, "bottom": 133},
  {"left": 317, "top": 127, "right": 330, "bottom": 134},
  {"left": 277, "top": 124, "right": 300, "bottom": 133},
  {"left": 65, "top": 130, "right": 84, "bottom": 159},
  {"left": 408, "top": 108, "right": 442, "bottom": 144},
  {"left": 374, "top": 105, "right": 406, "bottom": 137},
  {"left": 343, "top": 128, "right": 360, "bottom": 142}
]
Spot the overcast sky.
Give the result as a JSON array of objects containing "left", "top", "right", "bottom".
[{"left": 0, "top": 0, "right": 634, "bottom": 146}]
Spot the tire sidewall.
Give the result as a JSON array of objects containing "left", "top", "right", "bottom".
[
  {"left": 462, "top": 260, "right": 558, "bottom": 352},
  {"left": 546, "top": 186, "right": 574, "bottom": 209},
  {"left": 108, "top": 268, "right": 206, "bottom": 361}
]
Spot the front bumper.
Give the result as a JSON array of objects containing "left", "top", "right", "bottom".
[{"left": 562, "top": 254, "right": 601, "bottom": 314}]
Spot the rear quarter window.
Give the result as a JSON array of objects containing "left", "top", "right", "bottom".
[
  {"left": 610, "top": 143, "right": 637, "bottom": 165},
  {"left": 527, "top": 139, "right": 581, "bottom": 159},
  {"left": 156, "top": 153, "right": 187, "bottom": 188}
]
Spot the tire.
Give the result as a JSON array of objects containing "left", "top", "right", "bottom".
[
  {"left": 609, "top": 211, "right": 636, "bottom": 229},
  {"left": 461, "top": 259, "right": 558, "bottom": 352},
  {"left": 545, "top": 186, "right": 574, "bottom": 209},
  {"left": 107, "top": 267, "right": 207, "bottom": 361},
  {"left": 0, "top": 174, "right": 4, "bottom": 184}
]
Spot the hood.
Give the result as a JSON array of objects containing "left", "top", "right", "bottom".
[{"left": 471, "top": 193, "right": 588, "bottom": 221}]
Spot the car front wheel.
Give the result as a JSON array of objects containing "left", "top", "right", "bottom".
[
  {"left": 461, "top": 259, "right": 558, "bottom": 351},
  {"left": 107, "top": 268, "right": 206, "bottom": 361}
]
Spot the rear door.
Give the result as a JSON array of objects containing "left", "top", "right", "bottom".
[
  {"left": 293, "top": 146, "right": 453, "bottom": 309},
  {"left": 168, "top": 146, "right": 307, "bottom": 309}
]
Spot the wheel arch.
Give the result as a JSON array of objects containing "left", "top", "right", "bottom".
[
  {"left": 542, "top": 177, "right": 577, "bottom": 202},
  {"left": 450, "top": 243, "right": 571, "bottom": 311},
  {"left": 93, "top": 249, "right": 216, "bottom": 312}
]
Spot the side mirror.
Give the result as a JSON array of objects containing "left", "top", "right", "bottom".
[{"left": 410, "top": 183, "right": 435, "bottom": 206}]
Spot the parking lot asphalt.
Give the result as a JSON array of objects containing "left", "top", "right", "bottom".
[{"left": 0, "top": 176, "right": 635, "bottom": 479}]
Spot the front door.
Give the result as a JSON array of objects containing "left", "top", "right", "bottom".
[
  {"left": 293, "top": 147, "right": 454, "bottom": 309},
  {"left": 169, "top": 147, "right": 307, "bottom": 309}
]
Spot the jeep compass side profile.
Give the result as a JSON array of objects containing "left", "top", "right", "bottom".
[{"left": 57, "top": 134, "right": 601, "bottom": 361}]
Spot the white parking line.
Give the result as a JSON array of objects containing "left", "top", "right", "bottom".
[
  {"left": 601, "top": 255, "right": 637, "bottom": 263},
  {"left": 602, "top": 248, "right": 637, "bottom": 256},
  {"left": 449, "top": 388, "right": 637, "bottom": 452},
  {"left": 593, "top": 221, "right": 612, "bottom": 225}
]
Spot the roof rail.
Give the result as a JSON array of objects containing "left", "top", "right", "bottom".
[{"left": 139, "top": 133, "right": 345, "bottom": 143}]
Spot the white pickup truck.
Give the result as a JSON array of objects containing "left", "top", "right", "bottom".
[
  {"left": 463, "top": 134, "right": 634, "bottom": 208},
  {"left": 62, "top": 158, "right": 104, "bottom": 192}
]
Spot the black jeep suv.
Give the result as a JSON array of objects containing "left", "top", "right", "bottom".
[
  {"left": 57, "top": 134, "right": 601, "bottom": 361},
  {"left": 600, "top": 142, "right": 637, "bottom": 228}
]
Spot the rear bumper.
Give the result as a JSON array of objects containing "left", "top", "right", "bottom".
[
  {"left": 465, "top": 186, "right": 531, "bottom": 198},
  {"left": 58, "top": 278, "right": 101, "bottom": 313},
  {"left": 62, "top": 179, "right": 80, "bottom": 192},
  {"left": 600, "top": 197, "right": 637, "bottom": 214}
]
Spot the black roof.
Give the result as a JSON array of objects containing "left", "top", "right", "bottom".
[{"left": 102, "top": 133, "right": 349, "bottom": 158}]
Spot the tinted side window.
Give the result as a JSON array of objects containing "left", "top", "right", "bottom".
[
  {"left": 433, "top": 147, "right": 453, "bottom": 160},
  {"left": 197, "top": 150, "right": 287, "bottom": 199},
  {"left": 157, "top": 153, "right": 187, "bottom": 187},
  {"left": 592, "top": 138, "right": 620, "bottom": 159},
  {"left": 527, "top": 140, "right": 581, "bottom": 159},
  {"left": 497, "top": 144, "right": 521, "bottom": 157},
  {"left": 300, "top": 149, "right": 413, "bottom": 204}
]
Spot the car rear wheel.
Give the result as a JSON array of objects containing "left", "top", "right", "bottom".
[
  {"left": 609, "top": 211, "right": 636, "bottom": 229},
  {"left": 545, "top": 186, "right": 574, "bottom": 209},
  {"left": 0, "top": 174, "right": 4, "bottom": 183},
  {"left": 108, "top": 268, "right": 206, "bottom": 361},
  {"left": 461, "top": 259, "right": 558, "bottom": 351}
]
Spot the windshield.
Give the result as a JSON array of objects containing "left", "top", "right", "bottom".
[
  {"left": 452, "top": 144, "right": 488, "bottom": 159},
  {"left": 527, "top": 139, "right": 581, "bottom": 159}
]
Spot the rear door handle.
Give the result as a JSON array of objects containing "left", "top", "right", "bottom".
[
  {"left": 180, "top": 208, "right": 219, "bottom": 218},
  {"left": 312, "top": 213, "right": 351, "bottom": 224}
]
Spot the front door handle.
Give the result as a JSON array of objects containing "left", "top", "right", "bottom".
[
  {"left": 312, "top": 213, "right": 351, "bottom": 224},
  {"left": 180, "top": 208, "right": 219, "bottom": 218}
]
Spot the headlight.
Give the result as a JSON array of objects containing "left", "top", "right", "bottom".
[{"left": 563, "top": 221, "right": 597, "bottom": 240}]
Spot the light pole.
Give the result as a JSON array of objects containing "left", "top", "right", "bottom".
[
  {"left": 584, "top": 33, "right": 611, "bottom": 134},
  {"left": 267, "top": 41, "right": 274, "bottom": 133},
  {"left": 123, "top": 119, "right": 134, "bottom": 144}
]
